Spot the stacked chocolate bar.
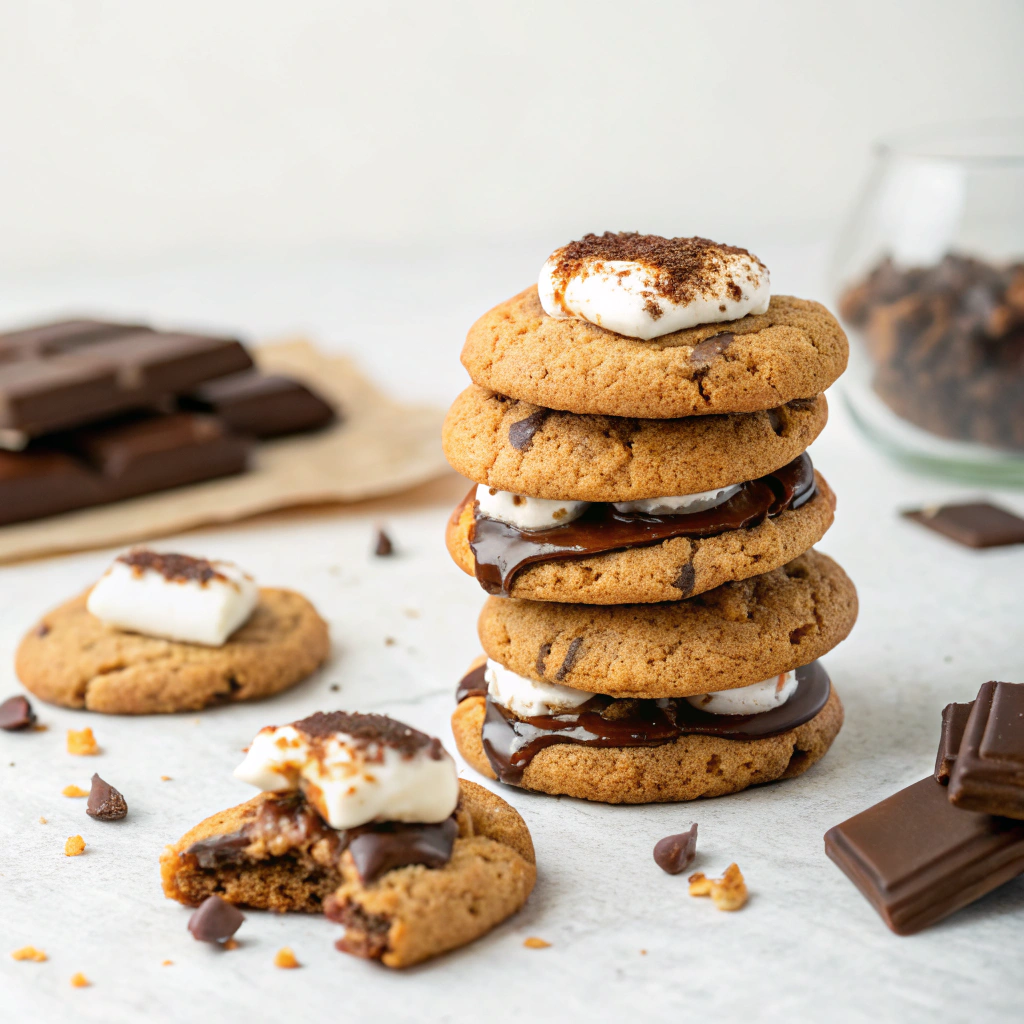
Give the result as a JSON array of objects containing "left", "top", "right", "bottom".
[
  {"left": 827, "top": 680, "right": 1024, "bottom": 935},
  {"left": 443, "top": 233, "right": 857, "bottom": 804},
  {"left": 0, "top": 319, "right": 336, "bottom": 526}
]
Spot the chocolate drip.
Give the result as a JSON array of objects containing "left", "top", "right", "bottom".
[
  {"left": 479, "top": 661, "right": 830, "bottom": 785},
  {"left": 456, "top": 663, "right": 488, "bottom": 703},
  {"left": 469, "top": 453, "right": 816, "bottom": 596},
  {"left": 347, "top": 818, "right": 458, "bottom": 885}
]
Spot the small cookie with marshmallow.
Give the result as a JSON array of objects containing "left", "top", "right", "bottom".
[
  {"left": 161, "top": 711, "right": 536, "bottom": 968},
  {"left": 14, "top": 548, "right": 329, "bottom": 713}
]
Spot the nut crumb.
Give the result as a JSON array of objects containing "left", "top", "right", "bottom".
[
  {"left": 688, "top": 863, "right": 748, "bottom": 911},
  {"left": 70, "top": 972, "right": 90, "bottom": 988},
  {"left": 274, "top": 947, "right": 300, "bottom": 969},
  {"left": 523, "top": 937, "right": 551, "bottom": 949},
  {"left": 62, "top": 784, "right": 88, "bottom": 797},
  {"left": 11, "top": 946, "right": 47, "bottom": 962},
  {"left": 65, "top": 835, "right": 86, "bottom": 857},
  {"left": 223, "top": 938, "right": 239, "bottom": 951},
  {"left": 67, "top": 728, "right": 98, "bottom": 756}
]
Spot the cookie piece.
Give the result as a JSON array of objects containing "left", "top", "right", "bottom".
[
  {"left": 443, "top": 385, "right": 827, "bottom": 501},
  {"left": 451, "top": 687, "right": 844, "bottom": 803},
  {"left": 15, "top": 587, "right": 330, "bottom": 713},
  {"left": 477, "top": 549, "right": 857, "bottom": 697},
  {"left": 446, "top": 473, "right": 836, "bottom": 603},
  {"left": 324, "top": 779, "right": 536, "bottom": 968},
  {"left": 461, "top": 288, "right": 848, "bottom": 418}
]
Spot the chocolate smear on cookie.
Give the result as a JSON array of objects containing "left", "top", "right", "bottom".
[
  {"left": 689, "top": 333, "right": 734, "bottom": 368},
  {"left": 0, "top": 695, "right": 35, "bottom": 731},
  {"left": 673, "top": 563, "right": 696, "bottom": 598},
  {"left": 554, "top": 638, "right": 584, "bottom": 681},
  {"left": 293, "top": 711, "right": 444, "bottom": 760},
  {"left": 535, "top": 642, "right": 552, "bottom": 677},
  {"left": 508, "top": 410, "right": 547, "bottom": 451},
  {"left": 653, "top": 824, "right": 698, "bottom": 874},
  {"left": 188, "top": 895, "right": 245, "bottom": 943},
  {"left": 456, "top": 663, "right": 488, "bottom": 703},
  {"left": 86, "top": 774, "right": 128, "bottom": 820}
]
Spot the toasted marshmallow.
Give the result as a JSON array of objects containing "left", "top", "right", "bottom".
[
  {"left": 86, "top": 549, "right": 257, "bottom": 647},
  {"left": 685, "top": 671, "right": 797, "bottom": 715},
  {"left": 476, "top": 484, "right": 589, "bottom": 531},
  {"left": 234, "top": 711, "right": 459, "bottom": 829},
  {"left": 612, "top": 483, "right": 742, "bottom": 516},
  {"left": 486, "top": 659, "right": 594, "bottom": 717},
  {"left": 538, "top": 232, "right": 770, "bottom": 340}
]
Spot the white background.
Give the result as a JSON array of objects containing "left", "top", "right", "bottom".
[{"left": 0, "top": 0, "right": 1021, "bottom": 271}]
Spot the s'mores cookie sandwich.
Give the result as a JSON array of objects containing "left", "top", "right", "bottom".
[{"left": 444, "top": 232, "right": 857, "bottom": 803}]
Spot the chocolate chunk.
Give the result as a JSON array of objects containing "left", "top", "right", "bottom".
[
  {"left": 689, "top": 333, "right": 733, "bottom": 368},
  {"left": 182, "top": 372, "right": 335, "bottom": 439},
  {"left": 653, "top": 824, "right": 698, "bottom": 874},
  {"left": 347, "top": 818, "right": 458, "bottom": 885},
  {"left": 948, "top": 682, "right": 1024, "bottom": 818},
  {"left": 86, "top": 774, "right": 128, "bottom": 820},
  {"left": 508, "top": 409, "right": 547, "bottom": 451},
  {"left": 673, "top": 563, "right": 696, "bottom": 598},
  {"left": 185, "top": 830, "right": 253, "bottom": 869},
  {"left": 535, "top": 642, "right": 552, "bottom": 677},
  {"left": 935, "top": 701, "right": 974, "bottom": 784},
  {"left": 119, "top": 549, "right": 222, "bottom": 585},
  {"left": 187, "top": 895, "right": 246, "bottom": 942},
  {"left": 554, "top": 638, "right": 584, "bottom": 681},
  {"left": 293, "top": 711, "right": 443, "bottom": 759},
  {"left": 374, "top": 529, "right": 394, "bottom": 556},
  {"left": 903, "top": 503, "right": 1024, "bottom": 549},
  {"left": 766, "top": 408, "right": 785, "bottom": 436},
  {"left": 825, "top": 776, "right": 1024, "bottom": 935},
  {"left": 0, "top": 695, "right": 35, "bottom": 731}
]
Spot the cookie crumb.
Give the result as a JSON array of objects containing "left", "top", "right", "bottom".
[
  {"left": 39, "top": 817, "right": 47, "bottom": 824},
  {"left": 62, "top": 784, "right": 88, "bottom": 798},
  {"left": 402, "top": 608, "right": 419, "bottom": 619},
  {"left": 274, "top": 947, "right": 300, "bottom": 969},
  {"left": 160, "top": 775, "right": 172, "bottom": 781},
  {"left": 161, "top": 960, "right": 173, "bottom": 966},
  {"left": 70, "top": 972, "right": 90, "bottom": 988},
  {"left": 11, "top": 946, "right": 47, "bottom": 962},
  {"left": 688, "top": 863, "right": 748, "bottom": 911},
  {"left": 64, "top": 835, "right": 86, "bottom": 856},
  {"left": 384, "top": 637, "right": 396, "bottom": 646},
  {"left": 640, "top": 949, "right": 647, "bottom": 955},
  {"left": 523, "top": 937, "right": 551, "bottom": 949},
  {"left": 67, "top": 728, "right": 98, "bottom": 756},
  {"left": 223, "top": 938, "right": 239, "bottom": 950},
  {"left": 33, "top": 723, "right": 49, "bottom": 732}
]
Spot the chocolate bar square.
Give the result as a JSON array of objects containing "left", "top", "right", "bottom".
[
  {"left": 935, "top": 701, "right": 974, "bottom": 784},
  {"left": 902, "top": 502, "right": 1024, "bottom": 549}
]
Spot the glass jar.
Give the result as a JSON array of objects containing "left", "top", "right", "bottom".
[{"left": 830, "top": 120, "right": 1024, "bottom": 484}]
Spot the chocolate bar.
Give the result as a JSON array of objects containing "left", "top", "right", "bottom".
[
  {"left": 902, "top": 502, "right": 1024, "bottom": 549},
  {"left": 0, "top": 318, "right": 253, "bottom": 438},
  {"left": 935, "top": 701, "right": 974, "bottom": 784},
  {"left": 182, "top": 372, "right": 336, "bottom": 438},
  {"left": 948, "top": 681, "right": 1024, "bottom": 819},
  {"left": 0, "top": 413, "right": 250, "bottom": 526},
  {"left": 825, "top": 776, "right": 1024, "bottom": 935}
]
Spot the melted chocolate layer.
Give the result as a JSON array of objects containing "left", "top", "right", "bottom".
[
  {"left": 477, "top": 661, "right": 830, "bottom": 785},
  {"left": 469, "top": 453, "right": 816, "bottom": 595},
  {"left": 347, "top": 818, "right": 459, "bottom": 885},
  {"left": 456, "top": 663, "right": 488, "bottom": 703}
]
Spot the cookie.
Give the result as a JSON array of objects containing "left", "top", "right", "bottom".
[
  {"left": 324, "top": 779, "right": 536, "bottom": 968},
  {"left": 443, "top": 385, "right": 828, "bottom": 501},
  {"left": 451, "top": 686, "right": 844, "bottom": 804},
  {"left": 460, "top": 287, "right": 848, "bottom": 418},
  {"left": 15, "top": 587, "right": 330, "bottom": 713},
  {"left": 446, "top": 473, "right": 836, "bottom": 603},
  {"left": 477, "top": 549, "right": 857, "bottom": 697}
]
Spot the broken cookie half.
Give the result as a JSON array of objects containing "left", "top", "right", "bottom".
[{"left": 161, "top": 710, "right": 536, "bottom": 968}]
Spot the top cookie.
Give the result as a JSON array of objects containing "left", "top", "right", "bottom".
[{"left": 461, "top": 288, "right": 848, "bottom": 418}]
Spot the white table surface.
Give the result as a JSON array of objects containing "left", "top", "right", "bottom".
[{"left": 1, "top": 246, "right": 1023, "bottom": 1024}]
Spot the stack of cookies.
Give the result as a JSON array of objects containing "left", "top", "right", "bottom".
[{"left": 443, "top": 232, "right": 858, "bottom": 804}]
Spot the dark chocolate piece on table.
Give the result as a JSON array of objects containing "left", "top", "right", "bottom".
[
  {"left": 347, "top": 818, "right": 459, "bottom": 885},
  {"left": 935, "top": 701, "right": 974, "bottom": 784},
  {"left": 0, "top": 695, "right": 35, "bottom": 731},
  {"left": 187, "top": 895, "right": 245, "bottom": 942},
  {"left": 86, "top": 774, "right": 128, "bottom": 820},
  {"left": 182, "top": 372, "right": 336, "bottom": 439},
  {"left": 902, "top": 503, "right": 1024, "bottom": 549},
  {"left": 824, "top": 776, "right": 1024, "bottom": 935},
  {"left": 0, "top": 319, "right": 253, "bottom": 437},
  {"left": 653, "top": 824, "right": 698, "bottom": 875},
  {"left": 374, "top": 529, "right": 394, "bottom": 557},
  {"left": 948, "top": 681, "right": 1024, "bottom": 819}
]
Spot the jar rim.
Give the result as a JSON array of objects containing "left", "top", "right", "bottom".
[{"left": 877, "top": 118, "right": 1024, "bottom": 165}]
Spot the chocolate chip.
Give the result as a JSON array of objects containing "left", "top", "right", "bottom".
[
  {"left": 903, "top": 502, "right": 1024, "bottom": 549},
  {"left": 555, "top": 638, "right": 584, "bottom": 681},
  {"left": 673, "top": 563, "right": 696, "bottom": 598},
  {"left": 34, "top": 623, "right": 50, "bottom": 638},
  {"left": 86, "top": 774, "right": 128, "bottom": 820},
  {"left": 374, "top": 529, "right": 394, "bottom": 556},
  {"left": 0, "top": 695, "right": 35, "bottom": 731},
  {"left": 690, "top": 333, "right": 733, "bottom": 368},
  {"left": 187, "top": 895, "right": 245, "bottom": 943},
  {"left": 653, "top": 824, "right": 698, "bottom": 874},
  {"left": 535, "top": 642, "right": 552, "bottom": 678},
  {"left": 329, "top": 683, "right": 340, "bottom": 692},
  {"left": 508, "top": 409, "right": 547, "bottom": 451}
]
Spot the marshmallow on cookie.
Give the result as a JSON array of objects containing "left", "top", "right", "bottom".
[
  {"left": 538, "top": 232, "right": 770, "bottom": 340},
  {"left": 86, "top": 549, "right": 258, "bottom": 646},
  {"left": 234, "top": 711, "right": 460, "bottom": 829}
]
